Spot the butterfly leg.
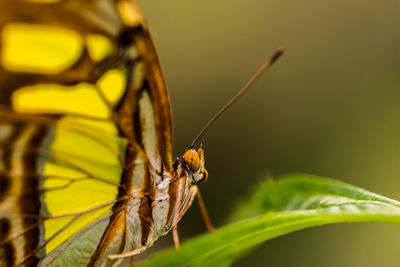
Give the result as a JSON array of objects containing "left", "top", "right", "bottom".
[
  {"left": 195, "top": 188, "right": 215, "bottom": 232},
  {"left": 171, "top": 185, "right": 198, "bottom": 249},
  {"left": 172, "top": 223, "right": 180, "bottom": 249},
  {"left": 100, "top": 246, "right": 146, "bottom": 267},
  {"left": 129, "top": 254, "right": 135, "bottom": 265},
  {"left": 171, "top": 186, "right": 215, "bottom": 249}
]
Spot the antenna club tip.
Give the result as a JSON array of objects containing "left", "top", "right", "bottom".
[{"left": 270, "top": 45, "right": 285, "bottom": 64}]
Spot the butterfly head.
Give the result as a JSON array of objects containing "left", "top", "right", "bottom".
[{"left": 182, "top": 141, "right": 208, "bottom": 184}]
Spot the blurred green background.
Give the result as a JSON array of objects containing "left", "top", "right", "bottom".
[{"left": 137, "top": 0, "right": 400, "bottom": 266}]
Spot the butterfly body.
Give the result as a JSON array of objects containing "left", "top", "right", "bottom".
[{"left": 0, "top": 0, "right": 207, "bottom": 266}]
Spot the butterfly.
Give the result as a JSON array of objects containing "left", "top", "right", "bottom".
[{"left": 0, "top": 0, "right": 214, "bottom": 266}]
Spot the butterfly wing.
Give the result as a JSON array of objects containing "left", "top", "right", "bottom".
[{"left": 0, "top": 0, "right": 172, "bottom": 266}]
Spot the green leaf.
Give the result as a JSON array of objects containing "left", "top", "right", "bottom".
[
  {"left": 137, "top": 174, "right": 400, "bottom": 267},
  {"left": 232, "top": 173, "right": 400, "bottom": 220}
]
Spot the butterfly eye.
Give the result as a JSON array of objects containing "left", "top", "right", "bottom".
[{"left": 183, "top": 150, "right": 201, "bottom": 172}]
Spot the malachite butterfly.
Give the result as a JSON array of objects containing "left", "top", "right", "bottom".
[
  {"left": 0, "top": 1, "right": 283, "bottom": 266},
  {"left": 0, "top": 0, "right": 212, "bottom": 266}
]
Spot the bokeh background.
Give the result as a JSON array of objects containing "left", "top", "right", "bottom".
[{"left": 137, "top": 0, "right": 400, "bottom": 266}]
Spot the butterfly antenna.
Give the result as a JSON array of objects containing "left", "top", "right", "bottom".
[{"left": 190, "top": 46, "right": 285, "bottom": 148}]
